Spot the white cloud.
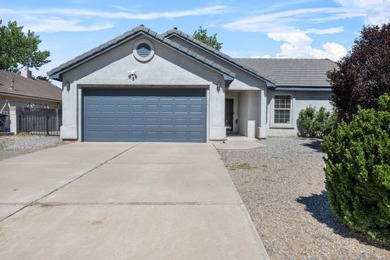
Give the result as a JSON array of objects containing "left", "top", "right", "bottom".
[
  {"left": 0, "top": 5, "right": 228, "bottom": 32},
  {"left": 223, "top": 8, "right": 346, "bottom": 33},
  {"left": 0, "top": 5, "right": 227, "bottom": 20},
  {"left": 332, "top": 0, "right": 390, "bottom": 24},
  {"left": 304, "top": 27, "right": 344, "bottom": 35},
  {"left": 223, "top": 0, "right": 390, "bottom": 34},
  {"left": 268, "top": 31, "right": 347, "bottom": 61},
  {"left": 25, "top": 17, "right": 113, "bottom": 32},
  {"left": 251, "top": 54, "right": 271, "bottom": 58}
]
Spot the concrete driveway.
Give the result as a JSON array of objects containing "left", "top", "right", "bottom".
[{"left": 0, "top": 142, "right": 268, "bottom": 259}]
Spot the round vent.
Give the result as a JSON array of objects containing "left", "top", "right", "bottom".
[
  {"left": 136, "top": 43, "right": 151, "bottom": 57},
  {"left": 133, "top": 39, "right": 155, "bottom": 62}
]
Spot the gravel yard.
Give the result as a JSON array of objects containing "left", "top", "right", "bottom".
[
  {"left": 0, "top": 135, "right": 62, "bottom": 160},
  {"left": 218, "top": 137, "right": 390, "bottom": 259}
]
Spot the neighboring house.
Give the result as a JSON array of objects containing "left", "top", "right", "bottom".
[
  {"left": 48, "top": 25, "right": 337, "bottom": 142},
  {"left": 0, "top": 70, "right": 62, "bottom": 112},
  {"left": 0, "top": 70, "right": 62, "bottom": 133}
]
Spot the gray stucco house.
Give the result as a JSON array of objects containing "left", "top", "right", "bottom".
[{"left": 48, "top": 25, "right": 336, "bottom": 142}]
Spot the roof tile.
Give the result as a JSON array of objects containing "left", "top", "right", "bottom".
[{"left": 236, "top": 58, "right": 337, "bottom": 87}]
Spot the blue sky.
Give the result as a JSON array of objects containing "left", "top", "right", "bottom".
[{"left": 1, "top": 0, "right": 389, "bottom": 80}]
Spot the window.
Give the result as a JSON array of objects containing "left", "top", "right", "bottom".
[
  {"left": 133, "top": 39, "right": 155, "bottom": 62},
  {"left": 273, "top": 95, "right": 292, "bottom": 125}
]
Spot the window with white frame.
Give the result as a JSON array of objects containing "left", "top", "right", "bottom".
[{"left": 273, "top": 95, "right": 292, "bottom": 125}]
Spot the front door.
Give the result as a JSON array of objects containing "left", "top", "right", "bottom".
[{"left": 225, "top": 99, "right": 234, "bottom": 133}]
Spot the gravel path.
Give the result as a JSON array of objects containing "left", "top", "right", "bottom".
[
  {"left": 218, "top": 137, "right": 390, "bottom": 259},
  {"left": 0, "top": 135, "right": 62, "bottom": 160}
]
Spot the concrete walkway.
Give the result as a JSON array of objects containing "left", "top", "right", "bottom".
[
  {"left": 0, "top": 142, "right": 269, "bottom": 259},
  {"left": 213, "top": 136, "right": 265, "bottom": 150}
]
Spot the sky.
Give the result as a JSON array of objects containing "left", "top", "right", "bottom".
[{"left": 1, "top": 0, "right": 390, "bottom": 82}]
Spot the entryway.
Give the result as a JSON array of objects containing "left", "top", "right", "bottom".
[{"left": 225, "top": 98, "right": 234, "bottom": 134}]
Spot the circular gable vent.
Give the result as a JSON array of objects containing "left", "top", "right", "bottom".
[{"left": 133, "top": 39, "right": 155, "bottom": 62}]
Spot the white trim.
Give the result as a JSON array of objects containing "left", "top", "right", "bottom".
[
  {"left": 270, "top": 92, "right": 294, "bottom": 128},
  {"left": 133, "top": 39, "right": 155, "bottom": 62}
]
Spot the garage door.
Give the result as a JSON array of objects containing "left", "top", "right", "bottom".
[{"left": 83, "top": 88, "right": 206, "bottom": 142}]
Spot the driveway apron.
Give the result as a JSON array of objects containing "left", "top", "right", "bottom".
[{"left": 0, "top": 142, "right": 269, "bottom": 259}]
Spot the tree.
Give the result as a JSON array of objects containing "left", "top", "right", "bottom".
[
  {"left": 193, "top": 26, "right": 223, "bottom": 51},
  {"left": 327, "top": 23, "right": 390, "bottom": 121},
  {"left": 322, "top": 94, "right": 390, "bottom": 246},
  {"left": 35, "top": 75, "right": 51, "bottom": 82},
  {"left": 0, "top": 20, "right": 50, "bottom": 72}
]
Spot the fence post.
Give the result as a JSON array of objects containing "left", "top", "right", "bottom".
[
  {"left": 46, "top": 114, "right": 49, "bottom": 135},
  {"left": 10, "top": 106, "right": 17, "bottom": 135}
]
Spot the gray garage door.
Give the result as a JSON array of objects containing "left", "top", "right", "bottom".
[{"left": 83, "top": 88, "right": 206, "bottom": 142}]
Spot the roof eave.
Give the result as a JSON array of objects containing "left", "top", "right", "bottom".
[
  {"left": 273, "top": 86, "right": 332, "bottom": 92},
  {"left": 48, "top": 30, "right": 148, "bottom": 81},
  {"left": 48, "top": 27, "right": 235, "bottom": 81},
  {"left": 164, "top": 31, "right": 275, "bottom": 85}
]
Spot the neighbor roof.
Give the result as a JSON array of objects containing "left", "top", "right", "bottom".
[
  {"left": 0, "top": 70, "right": 61, "bottom": 102},
  {"left": 48, "top": 25, "right": 235, "bottom": 81},
  {"left": 236, "top": 58, "right": 337, "bottom": 88}
]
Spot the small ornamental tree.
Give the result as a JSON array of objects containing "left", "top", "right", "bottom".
[
  {"left": 322, "top": 94, "right": 390, "bottom": 246},
  {"left": 193, "top": 26, "right": 223, "bottom": 51},
  {"left": 327, "top": 23, "right": 390, "bottom": 121}
]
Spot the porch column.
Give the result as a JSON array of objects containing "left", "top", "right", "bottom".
[
  {"left": 258, "top": 89, "right": 267, "bottom": 139},
  {"left": 10, "top": 106, "right": 17, "bottom": 134},
  {"left": 60, "top": 81, "right": 78, "bottom": 140}
]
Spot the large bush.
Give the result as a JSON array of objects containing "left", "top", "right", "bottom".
[
  {"left": 322, "top": 94, "right": 390, "bottom": 246},
  {"left": 328, "top": 23, "right": 390, "bottom": 121},
  {"left": 297, "top": 106, "right": 336, "bottom": 138}
]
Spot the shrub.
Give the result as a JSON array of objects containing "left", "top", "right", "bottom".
[
  {"left": 322, "top": 94, "right": 390, "bottom": 246},
  {"left": 297, "top": 106, "right": 336, "bottom": 138}
]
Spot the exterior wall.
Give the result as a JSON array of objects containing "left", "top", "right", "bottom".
[
  {"left": 237, "top": 91, "right": 259, "bottom": 138},
  {"left": 267, "top": 90, "right": 332, "bottom": 136},
  {"left": 60, "top": 36, "right": 226, "bottom": 141}
]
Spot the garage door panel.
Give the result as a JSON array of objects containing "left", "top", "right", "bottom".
[{"left": 83, "top": 88, "right": 206, "bottom": 142}]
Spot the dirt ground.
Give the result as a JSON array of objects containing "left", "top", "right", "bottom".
[{"left": 218, "top": 137, "right": 390, "bottom": 259}]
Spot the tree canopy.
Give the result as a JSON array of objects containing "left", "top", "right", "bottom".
[
  {"left": 193, "top": 26, "right": 223, "bottom": 51},
  {"left": 327, "top": 23, "right": 390, "bottom": 121},
  {"left": 0, "top": 20, "right": 50, "bottom": 72}
]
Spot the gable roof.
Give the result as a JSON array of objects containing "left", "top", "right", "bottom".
[
  {"left": 236, "top": 58, "right": 337, "bottom": 89},
  {"left": 162, "top": 28, "right": 275, "bottom": 86},
  {"left": 0, "top": 70, "right": 61, "bottom": 102},
  {"left": 48, "top": 25, "right": 235, "bottom": 81}
]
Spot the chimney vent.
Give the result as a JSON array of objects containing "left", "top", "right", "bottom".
[
  {"left": 20, "top": 69, "right": 33, "bottom": 79},
  {"left": 9, "top": 78, "right": 14, "bottom": 90}
]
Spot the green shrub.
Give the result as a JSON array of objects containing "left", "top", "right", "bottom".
[
  {"left": 322, "top": 94, "right": 390, "bottom": 246},
  {"left": 297, "top": 106, "right": 336, "bottom": 138}
]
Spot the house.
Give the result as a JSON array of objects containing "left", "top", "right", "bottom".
[
  {"left": 0, "top": 70, "right": 62, "bottom": 111},
  {"left": 48, "top": 25, "right": 336, "bottom": 142},
  {"left": 0, "top": 70, "right": 62, "bottom": 133}
]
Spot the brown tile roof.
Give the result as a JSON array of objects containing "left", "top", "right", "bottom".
[{"left": 0, "top": 70, "right": 61, "bottom": 102}]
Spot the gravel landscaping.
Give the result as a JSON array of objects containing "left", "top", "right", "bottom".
[
  {"left": 0, "top": 135, "right": 63, "bottom": 160},
  {"left": 218, "top": 137, "right": 390, "bottom": 259}
]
